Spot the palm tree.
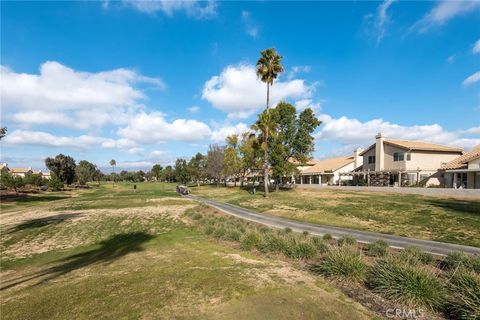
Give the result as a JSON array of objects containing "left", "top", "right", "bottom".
[
  {"left": 256, "top": 48, "right": 284, "bottom": 197},
  {"left": 110, "top": 159, "right": 116, "bottom": 184}
]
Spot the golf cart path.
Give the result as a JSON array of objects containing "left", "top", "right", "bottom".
[{"left": 185, "top": 194, "right": 480, "bottom": 256}]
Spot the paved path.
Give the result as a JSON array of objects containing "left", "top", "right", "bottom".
[
  {"left": 296, "top": 185, "right": 480, "bottom": 199},
  {"left": 186, "top": 194, "right": 480, "bottom": 256}
]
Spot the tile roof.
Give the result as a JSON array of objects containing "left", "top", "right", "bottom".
[
  {"left": 441, "top": 146, "right": 480, "bottom": 170},
  {"left": 300, "top": 156, "right": 354, "bottom": 174},
  {"left": 10, "top": 167, "right": 33, "bottom": 174},
  {"left": 384, "top": 139, "right": 463, "bottom": 153},
  {"left": 360, "top": 139, "right": 463, "bottom": 155}
]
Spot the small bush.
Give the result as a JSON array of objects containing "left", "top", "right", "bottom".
[
  {"left": 48, "top": 175, "right": 64, "bottom": 191},
  {"left": 311, "top": 246, "right": 367, "bottom": 282},
  {"left": 367, "top": 257, "right": 444, "bottom": 310},
  {"left": 398, "top": 246, "right": 434, "bottom": 265},
  {"left": 302, "top": 230, "right": 309, "bottom": 237},
  {"left": 284, "top": 227, "right": 292, "bottom": 234},
  {"left": 311, "top": 236, "right": 330, "bottom": 253},
  {"left": 225, "top": 229, "right": 242, "bottom": 242},
  {"left": 470, "top": 255, "right": 480, "bottom": 273},
  {"left": 192, "top": 213, "right": 203, "bottom": 220},
  {"left": 365, "top": 240, "right": 389, "bottom": 257},
  {"left": 338, "top": 235, "right": 356, "bottom": 247},
  {"left": 213, "top": 227, "right": 226, "bottom": 239},
  {"left": 445, "top": 269, "right": 480, "bottom": 319},
  {"left": 323, "top": 234, "right": 333, "bottom": 241},
  {"left": 240, "top": 232, "right": 261, "bottom": 251}
]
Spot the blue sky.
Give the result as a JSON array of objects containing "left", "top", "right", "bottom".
[{"left": 1, "top": 0, "right": 479, "bottom": 171}]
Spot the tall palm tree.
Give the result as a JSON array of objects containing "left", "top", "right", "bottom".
[
  {"left": 256, "top": 48, "right": 284, "bottom": 197},
  {"left": 110, "top": 159, "right": 116, "bottom": 173}
]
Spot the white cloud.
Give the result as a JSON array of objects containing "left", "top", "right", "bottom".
[
  {"left": 122, "top": 0, "right": 216, "bottom": 18},
  {"left": 202, "top": 64, "right": 315, "bottom": 119},
  {"left": 316, "top": 115, "right": 480, "bottom": 151},
  {"left": 2, "top": 130, "right": 107, "bottom": 149},
  {"left": 463, "top": 71, "right": 480, "bottom": 86},
  {"left": 1, "top": 61, "right": 162, "bottom": 130},
  {"left": 473, "top": 39, "right": 480, "bottom": 54},
  {"left": 446, "top": 54, "right": 457, "bottom": 64},
  {"left": 288, "top": 65, "right": 311, "bottom": 80},
  {"left": 410, "top": 1, "right": 480, "bottom": 33},
  {"left": 365, "top": 0, "right": 396, "bottom": 44},
  {"left": 210, "top": 122, "right": 250, "bottom": 142},
  {"left": 241, "top": 11, "right": 258, "bottom": 38},
  {"left": 188, "top": 105, "right": 200, "bottom": 113},
  {"left": 117, "top": 112, "right": 211, "bottom": 144},
  {"left": 295, "top": 99, "right": 322, "bottom": 113}
]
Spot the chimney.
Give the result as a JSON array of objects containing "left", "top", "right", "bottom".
[
  {"left": 353, "top": 148, "right": 363, "bottom": 169},
  {"left": 375, "top": 133, "right": 384, "bottom": 171}
]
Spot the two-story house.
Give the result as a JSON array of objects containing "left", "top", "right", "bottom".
[{"left": 354, "top": 133, "right": 463, "bottom": 186}]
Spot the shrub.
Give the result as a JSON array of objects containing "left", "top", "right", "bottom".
[
  {"left": 338, "top": 235, "right": 357, "bottom": 247},
  {"left": 470, "top": 255, "right": 480, "bottom": 273},
  {"left": 284, "top": 227, "right": 292, "bottom": 233},
  {"left": 445, "top": 269, "right": 480, "bottom": 319},
  {"left": 323, "top": 234, "right": 333, "bottom": 241},
  {"left": 225, "top": 229, "right": 242, "bottom": 242},
  {"left": 240, "top": 232, "right": 261, "bottom": 251},
  {"left": 48, "top": 175, "right": 64, "bottom": 191},
  {"left": 398, "top": 246, "right": 434, "bottom": 265},
  {"left": 311, "top": 236, "right": 330, "bottom": 254},
  {"left": 311, "top": 246, "right": 367, "bottom": 282},
  {"left": 192, "top": 213, "right": 203, "bottom": 220},
  {"left": 213, "top": 227, "right": 226, "bottom": 239},
  {"left": 365, "top": 240, "right": 389, "bottom": 257},
  {"left": 367, "top": 257, "right": 444, "bottom": 310},
  {"left": 302, "top": 230, "right": 310, "bottom": 237}
]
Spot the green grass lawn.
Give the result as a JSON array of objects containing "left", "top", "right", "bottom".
[
  {"left": 0, "top": 183, "right": 374, "bottom": 320},
  {"left": 190, "top": 185, "right": 480, "bottom": 247}
]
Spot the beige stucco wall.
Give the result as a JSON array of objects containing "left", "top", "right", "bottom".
[
  {"left": 468, "top": 157, "right": 480, "bottom": 170},
  {"left": 362, "top": 148, "right": 376, "bottom": 171},
  {"left": 405, "top": 151, "right": 461, "bottom": 171},
  {"left": 383, "top": 144, "right": 407, "bottom": 171},
  {"left": 334, "top": 162, "right": 355, "bottom": 182}
]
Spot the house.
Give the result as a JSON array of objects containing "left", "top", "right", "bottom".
[
  {"left": 0, "top": 163, "right": 9, "bottom": 174},
  {"left": 296, "top": 150, "right": 362, "bottom": 185},
  {"left": 441, "top": 146, "right": 480, "bottom": 189},
  {"left": 343, "top": 133, "right": 463, "bottom": 187},
  {"left": 9, "top": 167, "right": 33, "bottom": 178},
  {"left": 41, "top": 171, "right": 52, "bottom": 179}
]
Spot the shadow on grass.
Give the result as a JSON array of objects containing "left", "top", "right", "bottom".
[
  {"left": 6, "top": 213, "right": 84, "bottom": 234},
  {"left": 1, "top": 232, "right": 154, "bottom": 291},
  {"left": 425, "top": 199, "right": 480, "bottom": 216},
  {"left": 0, "top": 194, "right": 70, "bottom": 204}
]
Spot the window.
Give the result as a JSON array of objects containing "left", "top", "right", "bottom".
[
  {"left": 406, "top": 153, "right": 411, "bottom": 161},
  {"left": 393, "top": 152, "right": 405, "bottom": 162},
  {"left": 368, "top": 156, "right": 376, "bottom": 164}
]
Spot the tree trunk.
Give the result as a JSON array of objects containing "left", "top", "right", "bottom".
[
  {"left": 275, "top": 176, "right": 280, "bottom": 192},
  {"left": 263, "top": 83, "right": 270, "bottom": 198},
  {"left": 234, "top": 178, "right": 237, "bottom": 187}
]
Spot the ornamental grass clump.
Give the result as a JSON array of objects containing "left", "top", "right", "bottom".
[
  {"left": 398, "top": 246, "right": 434, "bottom": 265},
  {"left": 444, "top": 269, "right": 480, "bottom": 319},
  {"left": 311, "top": 246, "right": 367, "bottom": 282},
  {"left": 337, "top": 235, "right": 357, "bottom": 247},
  {"left": 365, "top": 240, "right": 389, "bottom": 257},
  {"left": 240, "top": 232, "right": 261, "bottom": 251},
  {"left": 311, "top": 236, "right": 330, "bottom": 254},
  {"left": 366, "top": 257, "right": 444, "bottom": 310}
]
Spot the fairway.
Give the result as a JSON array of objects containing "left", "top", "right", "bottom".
[
  {"left": 190, "top": 185, "right": 480, "bottom": 247},
  {"left": 0, "top": 183, "right": 374, "bottom": 320}
]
